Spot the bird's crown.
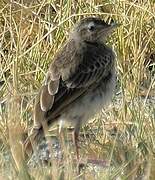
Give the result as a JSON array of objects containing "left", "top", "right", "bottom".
[{"left": 71, "top": 17, "right": 119, "bottom": 42}]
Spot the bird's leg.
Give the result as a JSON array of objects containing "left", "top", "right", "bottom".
[
  {"left": 73, "top": 129, "right": 80, "bottom": 161},
  {"left": 59, "top": 121, "right": 70, "bottom": 163},
  {"left": 73, "top": 122, "right": 81, "bottom": 161},
  {"left": 73, "top": 124, "right": 87, "bottom": 174}
]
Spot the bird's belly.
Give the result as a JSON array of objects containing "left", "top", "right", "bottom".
[{"left": 59, "top": 71, "right": 116, "bottom": 127}]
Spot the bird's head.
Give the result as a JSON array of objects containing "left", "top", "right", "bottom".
[{"left": 71, "top": 17, "right": 120, "bottom": 42}]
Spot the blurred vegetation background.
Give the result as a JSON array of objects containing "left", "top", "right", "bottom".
[{"left": 0, "top": 0, "right": 155, "bottom": 179}]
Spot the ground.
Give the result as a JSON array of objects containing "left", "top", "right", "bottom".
[{"left": 0, "top": 0, "right": 155, "bottom": 179}]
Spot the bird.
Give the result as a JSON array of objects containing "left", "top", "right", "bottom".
[{"left": 24, "top": 17, "right": 120, "bottom": 161}]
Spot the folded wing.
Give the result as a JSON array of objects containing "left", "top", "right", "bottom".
[{"left": 35, "top": 41, "right": 114, "bottom": 126}]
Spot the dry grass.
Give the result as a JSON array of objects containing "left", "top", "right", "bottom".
[{"left": 0, "top": 0, "right": 155, "bottom": 179}]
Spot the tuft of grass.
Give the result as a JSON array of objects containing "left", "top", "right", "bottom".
[{"left": 0, "top": 0, "right": 155, "bottom": 179}]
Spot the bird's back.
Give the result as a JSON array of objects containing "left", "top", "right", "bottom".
[{"left": 44, "top": 40, "right": 115, "bottom": 124}]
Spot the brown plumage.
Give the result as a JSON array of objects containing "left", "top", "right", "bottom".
[{"left": 24, "top": 17, "right": 120, "bottom": 159}]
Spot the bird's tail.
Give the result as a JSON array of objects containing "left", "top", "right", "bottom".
[{"left": 23, "top": 126, "right": 44, "bottom": 157}]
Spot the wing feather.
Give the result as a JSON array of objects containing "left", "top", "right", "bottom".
[
  {"left": 40, "top": 85, "right": 54, "bottom": 111},
  {"left": 48, "top": 80, "right": 59, "bottom": 95},
  {"left": 36, "top": 41, "right": 114, "bottom": 124}
]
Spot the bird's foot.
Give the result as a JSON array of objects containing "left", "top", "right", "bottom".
[
  {"left": 74, "top": 158, "right": 109, "bottom": 173},
  {"left": 86, "top": 158, "right": 109, "bottom": 167}
]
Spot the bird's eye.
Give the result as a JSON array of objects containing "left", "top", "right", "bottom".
[
  {"left": 88, "top": 23, "right": 95, "bottom": 31},
  {"left": 88, "top": 25, "right": 95, "bottom": 31}
]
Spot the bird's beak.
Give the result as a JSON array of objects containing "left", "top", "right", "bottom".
[
  {"left": 100, "top": 21, "right": 121, "bottom": 33},
  {"left": 98, "top": 20, "right": 121, "bottom": 38},
  {"left": 110, "top": 22, "right": 122, "bottom": 29}
]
